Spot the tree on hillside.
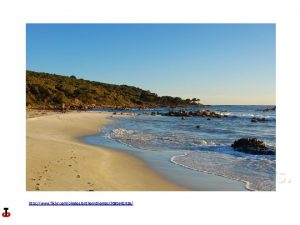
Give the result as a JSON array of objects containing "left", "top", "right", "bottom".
[{"left": 191, "top": 98, "right": 200, "bottom": 104}]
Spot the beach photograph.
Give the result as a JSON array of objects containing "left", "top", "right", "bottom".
[{"left": 26, "top": 24, "right": 276, "bottom": 191}]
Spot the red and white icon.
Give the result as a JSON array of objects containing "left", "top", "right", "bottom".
[{"left": 2, "top": 208, "right": 11, "bottom": 217}]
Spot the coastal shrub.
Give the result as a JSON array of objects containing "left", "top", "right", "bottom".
[{"left": 26, "top": 70, "right": 202, "bottom": 108}]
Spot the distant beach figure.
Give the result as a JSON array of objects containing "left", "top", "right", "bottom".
[{"left": 61, "top": 103, "right": 66, "bottom": 113}]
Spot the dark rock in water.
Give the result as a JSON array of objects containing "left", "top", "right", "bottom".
[
  {"left": 151, "top": 111, "right": 156, "bottom": 116},
  {"left": 196, "top": 125, "right": 200, "bottom": 128},
  {"left": 258, "top": 117, "right": 267, "bottom": 121},
  {"left": 231, "top": 138, "right": 275, "bottom": 155},
  {"left": 260, "top": 106, "right": 276, "bottom": 112},
  {"left": 162, "top": 109, "right": 223, "bottom": 118},
  {"left": 207, "top": 118, "right": 211, "bottom": 120},
  {"left": 181, "top": 117, "right": 185, "bottom": 120},
  {"left": 251, "top": 117, "right": 268, "bottom": 122}
]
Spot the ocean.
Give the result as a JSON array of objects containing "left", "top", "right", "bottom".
[{"left": 83, "top": 105, "right": 276, "bottom": 191}]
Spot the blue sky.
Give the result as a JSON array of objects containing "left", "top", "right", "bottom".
[{"left": 26, "top": 24, "right": 275, "bottom": 105}]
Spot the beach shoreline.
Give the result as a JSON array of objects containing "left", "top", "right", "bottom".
[
  {"left": 83, "top": 125, "right": 248, "bottom": 191},
  {"left": 26, "top": 110, "right": 186, "bottom": 191}
]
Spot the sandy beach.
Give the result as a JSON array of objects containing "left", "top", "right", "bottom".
[{"left": 26, "top": 111, "right": 186, "bottom": 191}]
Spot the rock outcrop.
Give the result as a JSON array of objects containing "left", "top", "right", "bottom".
[
  {"left": 259, "top": 106, "right": 276, "bottom": 112},
  {"left": 162, "top": 110, "right": 223, "bottom": 118},
  {"left": 231, "top": 138, "right": 275, "bottom": 155},
  {"left": 251, "top": 117, "right": 268, "bottom": 122}
]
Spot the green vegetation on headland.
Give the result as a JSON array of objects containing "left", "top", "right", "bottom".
[{"left": 26, "top": 70, "right": 202, "bottom": 109}]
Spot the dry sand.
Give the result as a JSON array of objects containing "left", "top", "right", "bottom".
[{"left": 26, "top": 111, "right": 185, "bottom": 191}]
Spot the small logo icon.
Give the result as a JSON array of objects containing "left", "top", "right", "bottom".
[{"left": 2, "top": 208, "right": 11, "bottom": 217}]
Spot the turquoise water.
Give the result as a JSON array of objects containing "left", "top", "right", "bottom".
[{"left": 85, "top": 105, "right": 276, "bottom": 191}]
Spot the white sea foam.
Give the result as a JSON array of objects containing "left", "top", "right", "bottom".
[
  {"left": 171, "top": 151, "right": 275, "bottom": 191},
  {"left": 107, "top": 128, "right": 218, "bottom": 151},
  {"left": 220, "top": 111, "right": 275, "bottom": 120},
  {"left": 110, "top": 128, "right": 155, "bottom": 142}
]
